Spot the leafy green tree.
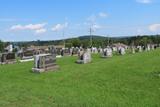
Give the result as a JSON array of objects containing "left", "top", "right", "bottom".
[{"left": 0, "top": 40, "right": 4, "bottom": 52}]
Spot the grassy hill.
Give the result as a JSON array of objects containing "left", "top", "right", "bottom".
[{"left": 0, "top": 50, "right": 160, "bottom": 107}]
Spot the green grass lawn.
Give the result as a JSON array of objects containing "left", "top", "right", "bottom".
[{"left": 0, "top": 50, "right": 160, "bottom": 107}]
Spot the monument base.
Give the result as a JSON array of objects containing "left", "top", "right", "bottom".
[
  {"left": 76, "top": 60, "right": 84, "bottom": 64},
  {"left": 76, "top": 60, "right": 91, "bottom": 64},
  {"left": 19, "top": 58, "right": 34, "bottom": 62},
  {"left": 1, "top": 60, "right": 16, "bottom": 65},
  {"left": 32, "top": 65, "right": 59, "bottom": 73}
]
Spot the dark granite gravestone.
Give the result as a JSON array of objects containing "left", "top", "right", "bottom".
[
  {"left": 63, "top": 48, "right": 70, "bottom": 56},
  {"left": 20, "top": 50, "right": 34, "bottom": 60},
  {"left": 0, "top": 52, "right": 16, "bottom": 64},
  {"left": 76, "top": 50, "right": 91, "bottom": 64},
  {"left": 70, "top": 48, "right": 79, "bottom": 56}
]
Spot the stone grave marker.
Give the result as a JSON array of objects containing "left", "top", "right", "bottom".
[
  {"left": 76, "top": 50, "right": 91, "bottom": 64},
  {"left": 119, "top": 47, "right": 126, "bottom": 55},
  {"left": 32, "top": 53, "right": 59, "bottom": 73},
  {"left": 101, "top": 47, "right": 113, "bottom": 58},
  {"left": 1, "top": 52, "right": 16, "bottom": 64},
  {"left": 137, "top": 46, "right": 142, "bottom": 52},
  {"left": 131, "top": 46, "right": 135, "bottom": 54},
  {"left": 21, "top": 50, "right": 34, "bottom": 60}
]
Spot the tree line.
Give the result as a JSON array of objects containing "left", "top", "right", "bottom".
[{"left": 0, "top": 35, "right": 160, "bottom": 52}]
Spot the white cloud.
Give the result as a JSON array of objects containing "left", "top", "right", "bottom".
[
  {"left": 149, "top": 24, "right": 160, "bottom": 32},
  {"left": 11, "top": 23, "right": 46, "bottom": 30},
  {"left": 35, "top": 28, "right": 47, "bottom": 34},
  {"left": 51, "top": 22, "right": 68, "bottom": 32},
  {"left": 25, "top": 23, "right": 46, "bottom": 30},
  {"left": 11, "top": 25, "right": 25, "bottom": 30},
  {"left": 136, "top": 0, "right": 152, "bottom": 4},
  {"left": 99, "top": 12, "right": 108, "bottom": 18},
  {"left": 10, "top": 23, "right": 47, "bottom": 34}
]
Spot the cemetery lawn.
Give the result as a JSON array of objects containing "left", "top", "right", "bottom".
[{"left": 0, "top": 50, "right": 160, "bottom": 107}]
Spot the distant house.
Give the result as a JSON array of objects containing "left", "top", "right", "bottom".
[{"left": 112, "top": 43, "right": 128, "bottom": 49}]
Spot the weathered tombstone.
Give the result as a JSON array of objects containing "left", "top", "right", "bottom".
[
  {"left": 119, "top": 47, "right": 126, "bottom": 55},
  {"left": 91, "top": 47, "right": 98, "bottom": 54},
  {"left": 151, "top": 45, "right": 155, "bottom": 50},
  {"left": 1, "top": 52, "right": 16, "bottom": 64},
  {"left": 19, "top": 50, "right": 34, "bottom": 62},
  {"left": 72, "top": 47, "right": 79, "bottom": 56},
  {"left": 63, "top": 48, "right": 70, "bottom": 56},
  {"left": 76, "top": 50, "right": 91, "bottom": 64},
  {"left": 101, "top": 48, "right": 113, "bottom": 58},
  {"left": 112, "top": 47, "right": 118, "bottom": 52},
  {"left": 137, "top": 46, "right": 142, "bottom": 52},
  {"left": 146, "top": 45, "right": 151, "bottom": 51},
  {"left": 5, "top": 44, "right": 13, "bottom": 52},
  {"left": 32, "top": 54, "right": 59, "bottom": 73},
  {"left": 131, "top": 46, "right": 135, "bottom": 54},
  {"left": 98, "top": 47, "right": 103, "bottom": 53}
]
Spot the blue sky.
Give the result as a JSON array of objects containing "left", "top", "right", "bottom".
[{"left": 0, "top": 0, "right": 160, "bottom": 41}]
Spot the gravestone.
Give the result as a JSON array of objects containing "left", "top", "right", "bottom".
[
  {"left": 0, "top": 52, "right": 16, "bottom": 64},
  {"left": 21, "top": 50, "right": 34, "bottom": 60},
  {"left": 112, "top": 47, "right": 118, "bottom": 52},
  {"left": 137, "top": 46, "right": 142, "bottom": 52},
  {"left": 151, "top": 45, "right": 155, "bottom": 50},
  {"left": 76, "top": 50, "right": 91, "bottom": 64},
  {"left": 101, "top": 48, "right": 113, "bottom": 58},
  {"left": 64, "top": 48, "right": 70, "bottom": 56},
  {"left": 32, "top": 54, "right": 59, "bottom": 73},
  {"left": 146, "top": 45, "right": 151, "bottom": 51},
  {"left": 98, "top": 47, "right": 103, "bottom": 53},
  {"left": 91, "top": 47, "right": 98, "bottom": 54},
  {"left": 32, "top": 46, "right": 59, "bottom": 73},
  {"left": 131, "top": 46, "right": 135, "bottom": 54},
  {"left": 70, "top": 47, "right": 79, "bottom": 56},
  {"left": 19, "top": 50, "right": 34, "bottom": 62},
  {"left": 119, "top": 47, "right": 126, "bottom": 55}
]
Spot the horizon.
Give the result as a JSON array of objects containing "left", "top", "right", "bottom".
[{"left": 0, "top": 0, "right": 160, "bottom": 41}]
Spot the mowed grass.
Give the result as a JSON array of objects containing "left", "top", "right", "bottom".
[{"left": 0, "top": 50, "right": 160, "bottom": 107}]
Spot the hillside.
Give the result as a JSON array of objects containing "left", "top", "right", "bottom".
[{"left": 0, "top": 50, "right": 160, "bottom": 107}]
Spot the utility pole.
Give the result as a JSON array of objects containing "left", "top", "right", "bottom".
[
  {"left": 107, "top": 35, "right": 110, "bottom": 46},
  {"left": 89, "top": 26, "right": 94, "bottom": 48},
  {"left": 62, "top": 30, "right": 66, "bottom": 48}
]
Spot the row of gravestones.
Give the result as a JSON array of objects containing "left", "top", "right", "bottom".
[
  {"left": 0, "top": 44, "right": 158, "bottom": 73},
  {"left": 32, "top": 45, "right": 158, "bottom": 73}
]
